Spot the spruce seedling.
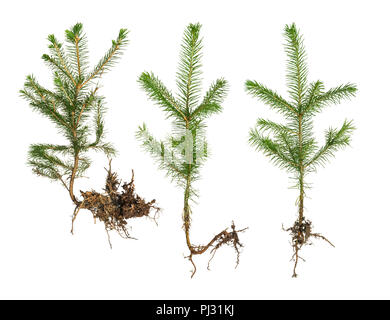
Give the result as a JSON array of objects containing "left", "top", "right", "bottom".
[
  {"left": 245, "top": 23, "right": 357, "bottom": 277},
  {"left": 137, "top": 23, "right": 246, "bottom": 277},
  {"left": 21, "top": 23, "right": 159, "bottom": 243}
]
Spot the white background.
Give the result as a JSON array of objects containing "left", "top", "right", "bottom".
[{"left": 0, "top": 0, "right": 389, "bottom": 299}]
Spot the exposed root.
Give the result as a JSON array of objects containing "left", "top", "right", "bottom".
[
  {"left": 185, "top": 221, "right": 248, "bottom": 278},
  {"left": 71, "top": 201, "right": 84, "bottom": 235},
  {"left": 283, "top": 217, "right": 334, "bottom": 278},
  {"left": 71, "top": 160, "right": 160, "bottom": 247}
]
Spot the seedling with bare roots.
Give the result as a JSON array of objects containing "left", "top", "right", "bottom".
[
  {"left": 137, "top": 23, "right": 247, "bottom": 277},
  {"left": 246, "top": 23, "right": 357, "bottom": 277}
]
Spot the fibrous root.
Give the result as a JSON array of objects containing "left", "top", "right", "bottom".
[
  {"left": 186, "top": 221, "right": 248, "bottom": 278},
  {"left": 283, "top": 217, "right": 334, "bottom": 278},
  {"left": 71, "top": 160, "right": 160, "bottom": 247}
]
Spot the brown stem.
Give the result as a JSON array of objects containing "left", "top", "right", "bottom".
[
  {"left": 298, "top": 166, "right": 304, "bottom": 224},
  {"left": 183, "top": 118, "right": 193, "bottom": 251},
  {"left": 71, "top": 199, "right": 84, "bottom": 234},
  {"left": 292, "top": 113, "right": 305, "bottom": 278},
  {"left": 297, "top": 113, "right": 304, "bottom": 224},
  {"left": 69, "top": 155, "right": 81, "bottom": 234},
  {"left": 183, "top": 174, "right": 192, "bottom": 250},
  {"left": 69, "top": 152, "right": 80, "bottom": 205}
]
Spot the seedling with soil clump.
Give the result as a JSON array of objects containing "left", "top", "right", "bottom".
[
  {"left": 245, "top": 23, "right": 357, "bottom": 277},
  {"left": 21, "top": 23, "right": 159, "bottom": 244}
]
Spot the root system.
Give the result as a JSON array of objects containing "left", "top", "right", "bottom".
[
  {"left": 184, "top": 218, "right": 247, "bottom": 278},
  {"left": 71, "top": 161, "right": 160, "bottom": 247},
  {"left": 283, "top": 217, "right": 334, "bottom": 277}
]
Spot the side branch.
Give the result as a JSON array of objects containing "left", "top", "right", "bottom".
[
  {"left": 53, "top": 42, "right": 77, "bottom": 86},
  {"left": 80, "top": 44, "right": 119, "bottom": 89}
]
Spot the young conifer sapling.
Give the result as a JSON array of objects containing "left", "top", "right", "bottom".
[
  {"left": 21, "top": 23, "right": 159, "bottom": 245},
  {"left": 137, "top": 23, "right": 246, "bottom": 277},
  {"left": 245, "top": 23, "right": 357, "bottom": 277}
]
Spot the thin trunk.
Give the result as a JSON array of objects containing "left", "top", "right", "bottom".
[
  {"left": 298, "top": 114, "right": 304, "bottom": 223},
  {"left": 293, "top": 114, "right": 305, "bottom": 277},
  {"left": 183, "top": 172, "right": 192, "bottom": 249},
  {"left": 183, "top": 119, "right": 192, "bottom": 249},
  {"left": 69, "top": 90, "right": 80, "bottom": 205},
  {"left": 298, "top": 165, "right": 304, "bottom": 224},
  {"left": 69, "top": 152, "right": 80, "bottom": 205}
]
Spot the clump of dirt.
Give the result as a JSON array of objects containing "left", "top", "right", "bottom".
[
  {"left": 284, "top": 217, "right": 334, "bottom": 277},
  {"left": 72, "top": 161, "right": 160, "bottom": 247}
]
